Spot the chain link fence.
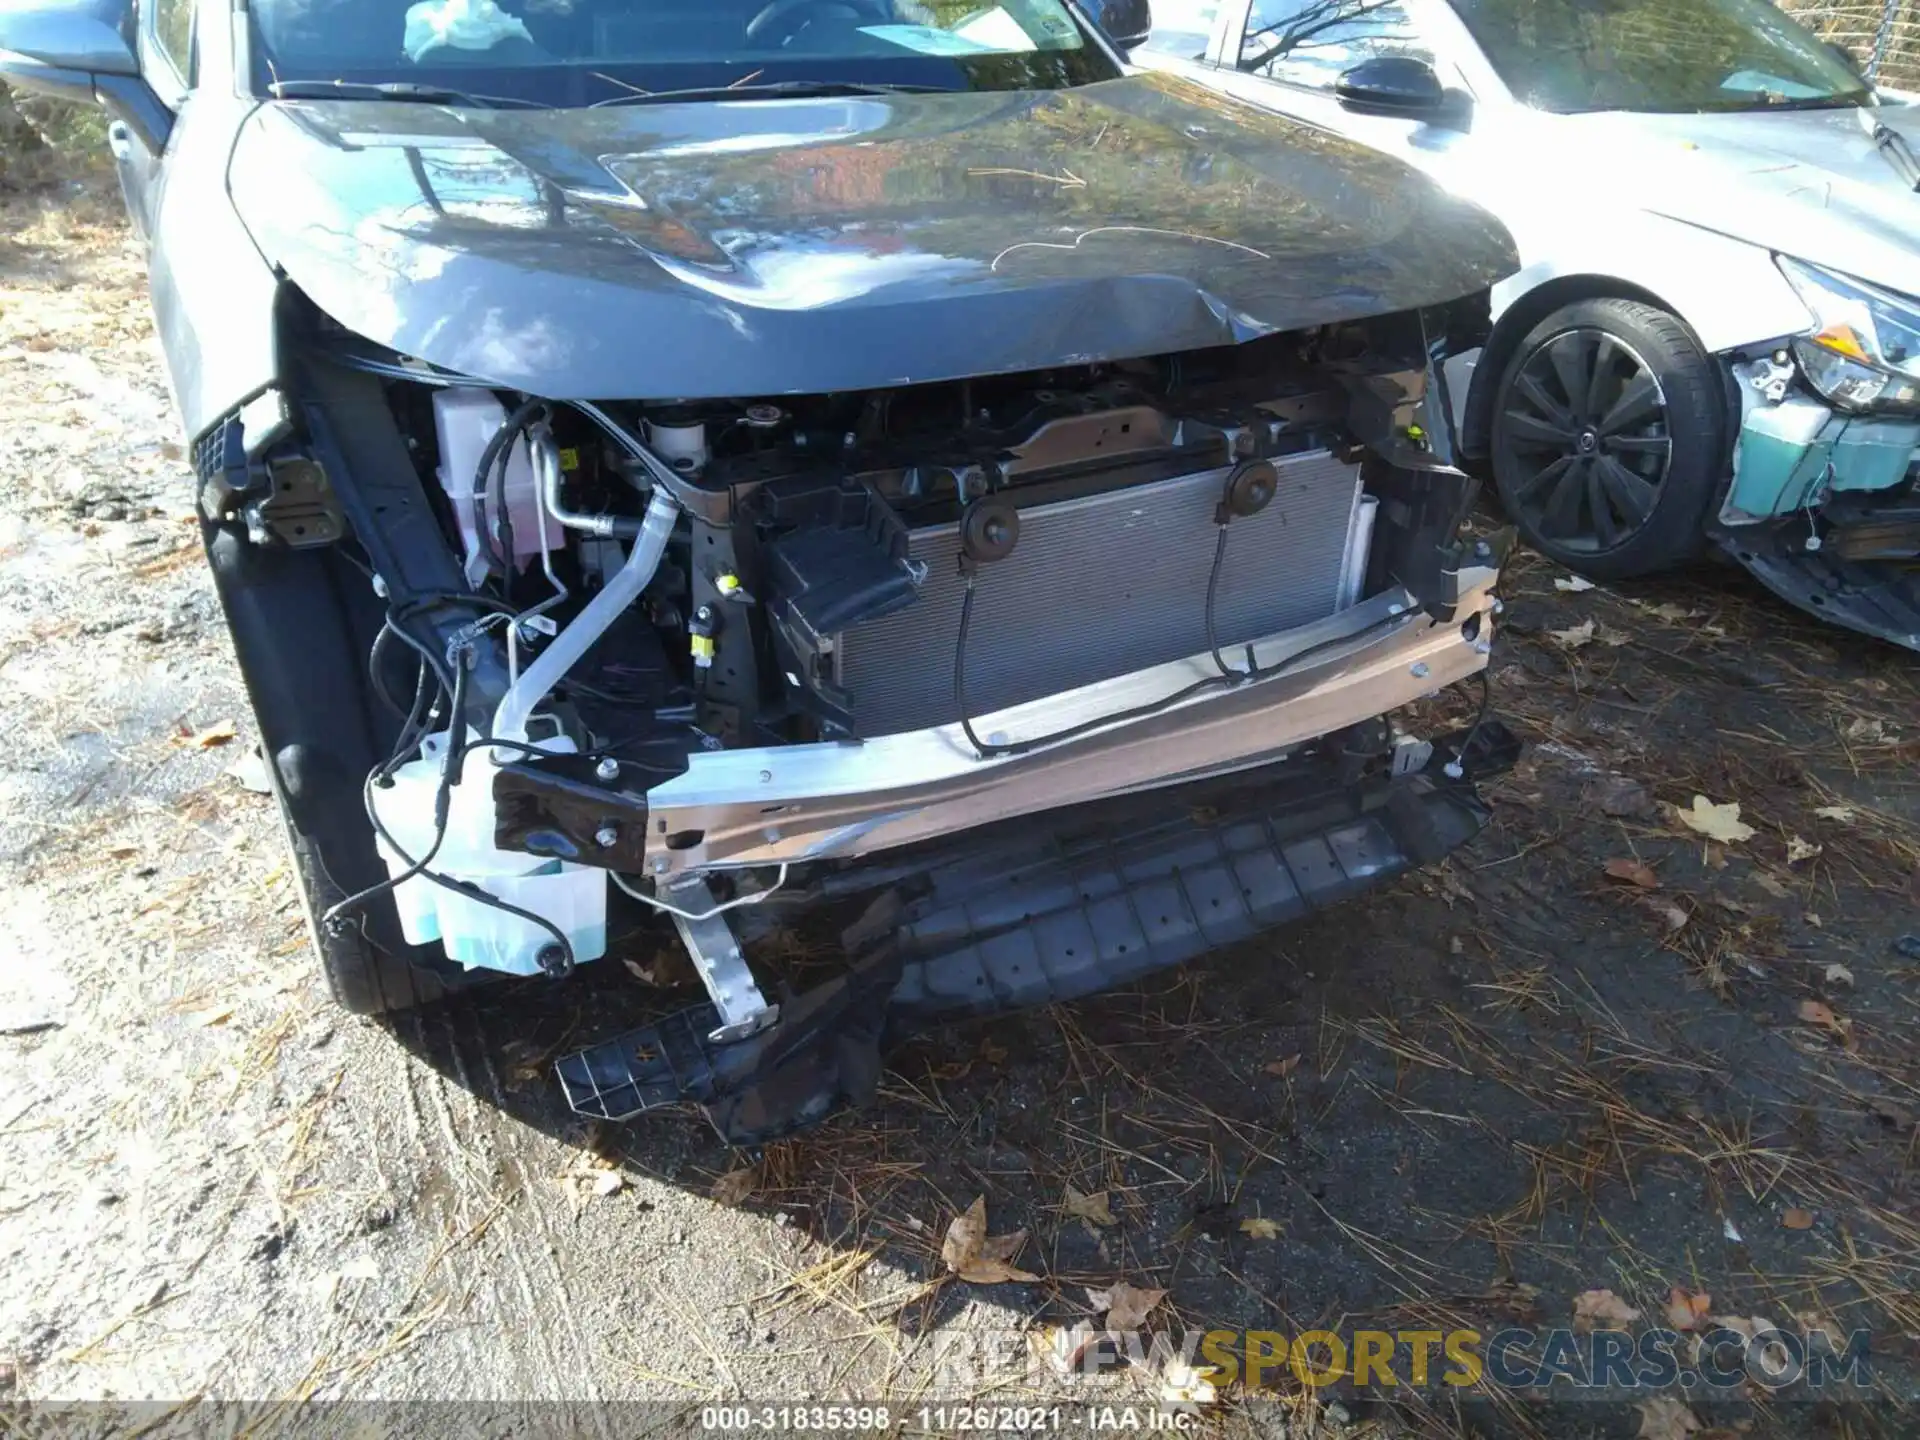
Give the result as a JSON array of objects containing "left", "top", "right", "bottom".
[{"left": 1781, "top": 0, "right": 1920, "bottom": 89}]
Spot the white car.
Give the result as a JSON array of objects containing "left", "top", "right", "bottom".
[{"left": 1133, "top": 0, "right": 1920, "bottom": 647}]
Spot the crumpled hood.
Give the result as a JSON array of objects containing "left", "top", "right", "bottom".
[
  {"left": 1552, "top": 101, "right": 1920, "bottom": 298},
  {"left": 227, "top": 74, "right": 1516, "bottom": 398}
]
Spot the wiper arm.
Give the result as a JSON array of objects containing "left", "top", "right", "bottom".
[
  {"left": 590, "top": 79, "right": 955, "bottom": 108},
  {"left": 1871, "top": 121, "right": 1920, "bottom": 192},
  {"left": 267, "top": 79, "right": 551, "bottom": 109}
]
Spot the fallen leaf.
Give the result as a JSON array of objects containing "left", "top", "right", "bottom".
[
  {"left": 1572, "top": 1288, "right": 1642, "bottom": 1333},
  {"left": 1665, "top": 1286, "right": 1712, "bottom": 1332},
  {"left": 1239, "top": 1216, "right": 1281, "bottom": 1240},
  {"left": 1644, "top": 602, "right": 1700, "bottom": 623},
  {"left": 1262, "top": 1053, "right": 1302, "bottom": 1079},
  {"left": 942, "top": 1196, "right": 1038, "bottom": 1284},
  {"left": 1650, "top": 902, "right": 1690, "bottom": 933},
  {"left": 191, "top": 720, "right": 238, "bottom": 750},
  {"left": 1675, "top": 796, "right": 1756, "bottom": 844},
  {"left": 1785, "top": 836, "right": 1823, "bottom": 865},
  {"left": 1063, "top": 1186, "right": 1115, "bottom": 1228},
  {"left": 1798, "top": 999, "right": 1851, "bottom": 1043},
  {"left": 1086, "top": 1280, "right": 1165, "bottom": 1331},
  {"left": 1604, "top": 858, "right": 1660, "bottom": 889},
  {"left": 1783, "top": 1208, "right": 1815, "bottom": 1230},
  {"left": 1752, "top": 871, "right": 1793, "bottom": 899},
  {"left": 711, "top": 1164, "right": 760, "bottom": 1207},
  {"left": 1823, "top": 963, "right": 1853, "bottom": 987},
  {"left": 1813, "top": 806, "right": 1855, "bottom": 823},
  {"left": 1550, "top": 618, "right": 1596, "bottom": 649},
  {"left": 1635, "top": 1396, "right": 1704, "bottom": 1440},
  {"left": 1159, "top": 1358, "right": 1220, "bottom": 1408},
  {"left": 1555, "top": 575, "right": 1596, "bottom": 593},
  {"left": 1843, "top": 717, "right": 1890, "bottom": 744},
  {"left": 224, "top": 750, "right": 273, "bottom": 794}
]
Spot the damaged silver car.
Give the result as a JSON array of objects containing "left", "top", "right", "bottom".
[
  {"left": 1137, "top": 0, "right": 1920, "bottom": 649},
  {"left": 3, "top": 0, "right": 1519, "bottom": 1140}
]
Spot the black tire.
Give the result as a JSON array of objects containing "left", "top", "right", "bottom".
[
  {"left": 202, "top": 520, "right": 480, "bottom": 1017},
  {"left": 1490, "top": 297, "right": 1726, "bottom": 581}
]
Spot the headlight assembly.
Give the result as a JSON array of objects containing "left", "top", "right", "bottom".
[{"left": 1777, "top": 256, "right": 1920, "bottom": 415}]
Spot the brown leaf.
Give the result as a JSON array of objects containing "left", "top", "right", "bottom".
[
  {"left": 191, "top": 720, "right": 238, "bottom": 750},
  {"left": 1062, "top": 1186, "right": 1115, "bottom": 1228},
  {"left": 710, "top": 1164, "right": 760, "bottom": 1207},
  {"left": 1238, "top": 1216, "right": 1281, "bottom": 1240},
  {"left": 1635, "top": 1396, "right": 1704, "bottom": 1440},
  {"left": 1665, "top": 1287, "right": 1712, "bottom": 1332},
  {"left": 1798, "top": 999, "right": 1852, "bottom": 1044},
  {"left": 1782, "top": 1208, "right": 1815, "bottom": 1231},
  {"left": 1086, "top": 1281, "right": 1165, "bottom": 1331},
  {"left": 1785, "top": 835, "right": 1823, "bottom": 865},
  {"left": 1262, "top": 1053, "right": 1302, "bottom": 1079},
  {"left": 1572, "top": 1288, "right": 1642, "bottom": 1333},
  {"left": 942, "top": 1196, "right": 1038, "bottom": 1284},
  {"left": 1604, "top": 858, "right": 1660, "bottom": 889}
]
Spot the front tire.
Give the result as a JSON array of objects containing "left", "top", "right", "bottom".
[{"left": 1490, "top": 297, "right": 1726, "bottom": 581}]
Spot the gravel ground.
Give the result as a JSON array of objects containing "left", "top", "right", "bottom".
[{"left": 2, "top": 173, "right": 1918, "bottom": 1439}]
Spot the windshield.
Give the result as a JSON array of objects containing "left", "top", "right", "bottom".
[
  {"left": 1447, "top": 0, "right": 1874, "bottom": 114},
  {"left": 249, "top": 0, "right": 1117, "bottom": 105}
]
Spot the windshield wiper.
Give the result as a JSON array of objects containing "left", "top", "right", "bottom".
[
  {"left": 1872, "top": 121, "right": 1920, "bottom": 191},
  {"left": 1712, "top": 89, "right": 1872, "bottom": 113},
  {"left": 267, "top": 80, "right": 552, "bottom": 109},
  {"left": 589, "top": 79, "right": 956, "bottom": 108}
]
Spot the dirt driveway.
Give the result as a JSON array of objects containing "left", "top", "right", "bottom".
[{"left": 2, "top": 174, "right": 1917, "bottom": 1438}]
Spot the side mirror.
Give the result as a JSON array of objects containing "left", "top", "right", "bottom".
[
  {"left": 1335, "top": 55, "right": 1448, "bottom": 117},
  {"left": 1083, "top": 0, "right": 1152, "bottom": 53},
  {"left": 0, "top": 0, "right": 169, "bottom": 151}
]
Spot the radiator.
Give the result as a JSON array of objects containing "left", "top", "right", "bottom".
[{"left": 836, "top": 450, "right": 1367, "bottom": 737}]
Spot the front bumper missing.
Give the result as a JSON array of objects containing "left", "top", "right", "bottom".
[
  {"left": 1721, "top": 379, "right": 1919, "bottom": 650},
  {"left": 1720, "top": 540, "right": 1920, "bottom": 652},
  {"left": 557, "top": 718, "right": 1519, "bottom": 1146},
  {"left": 640, "top": 575, "right": 1499, "bottom": 878}
]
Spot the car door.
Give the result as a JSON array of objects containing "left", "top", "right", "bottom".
[
  {"left": 111, "top": 0, "right": 195, "bottom": 239},
  {"left": 1207, "top": 0, "right": 1478, "bottom": 180}
]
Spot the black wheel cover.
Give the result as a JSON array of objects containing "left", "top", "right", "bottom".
[{"left": 1494, "top": 326, "right": 1675, "bottom": 556}]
